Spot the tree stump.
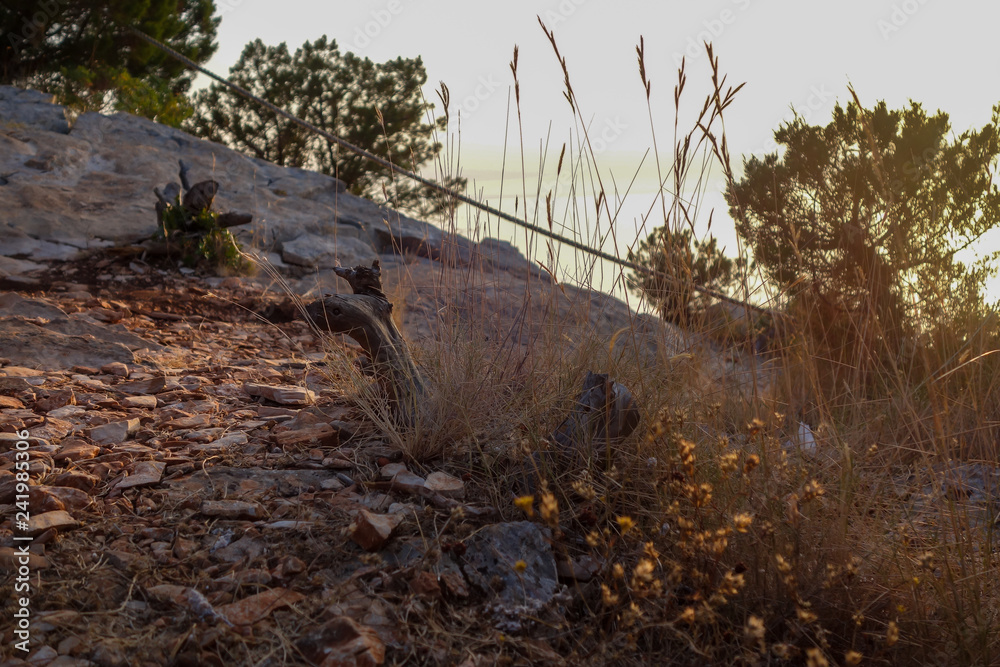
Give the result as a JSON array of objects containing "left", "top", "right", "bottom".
[{"left": 305, "top": 260, "right": 426, "bottom": 424}]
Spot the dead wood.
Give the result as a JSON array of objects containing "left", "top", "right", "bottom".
[{"left": 305, "top": 260, "right": 426, "bottom": 424}]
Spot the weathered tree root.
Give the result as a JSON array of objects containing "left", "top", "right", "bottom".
[{"left": 305, "top": 260, "right": 426, "bottom": 425}]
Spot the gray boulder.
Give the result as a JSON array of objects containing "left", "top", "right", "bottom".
[
  {"left": 280, "top": 232, "right": 378, "bottom": 269},
  {"left": 0, "top": 86, "right": 70, "bottom": 134}
]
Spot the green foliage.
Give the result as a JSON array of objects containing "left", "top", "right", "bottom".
[
  {"left": 1, "top": 0, "right": 217, "bottom": 124},
  {"left": 727, "top": 99, "right": 1000, "bottom": 356},
  {"left": 54, "top": 67, "right": 195, "bottom": 127},
  {"left": 187, "top": 36, "right": 464, "bottom": 219},
  {"left": 628, "top": 227, "right": 741, "bottom": 326},
  {"left": 156, "top": 199, "right": 251, "bottom": 274}
]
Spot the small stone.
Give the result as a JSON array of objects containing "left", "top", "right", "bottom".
[
  {"left": 409, "top": 570, "right": 442, "bottom": 598},
  {"left": 25, "top": 645, "right": 58, "bottom": 665},
  {"left": 217, "top": 588, "right": 305, "bottom": 627},
  {"left": 380, "top": 462, "right": 407, "bottom": 479},
  {"left": 121, "top": 395, "right": 158, "bottom": 409},
  {"left": 425, "top": 471, "right": 465, "bottom": 499},
  {"left": 53, "top": 438, "right": 100, "bottom": 463},
  {"left": 25, "top": 510, "right": 80, "bottom": 536},
  {"left": 115, "top": 461, "right": 166, "bottom": 489},
  {"left": 100, "top": 362, "right": 130, "bottom": 377},
  {"left": 213, "top": 535, "right": 268, "bottom": 563},
  {"left": 47, "top": 405, "right": 86, "bottom": 419},
  {"left": 320, "top": 477, "right": 345, "bottom": 491},
  {"left": 47, "top": 470, "right": 99, "bottom": 493},
  {"left": 37, "top": 485, "right": 91, "bottom": 511},
  {"left": 272, "top": 423, "right": 339, "bottom": 446},
  {"left": 0, "top": 546, "right": 49, "bottom": 570},
  {"left": 350, "top": 509, "right": 403, "bottom": 551},
  {"left": 160, "top": 414, "right": 211, "bottom": 430},
  {"left": 389, "top": 470, "right": 427, "bottom": 495},
  {"left": 34, "top": 387, "right": 75, "bottom": 412},
  {"left": 0, "top": 432, "right": 50, "bottom": 452},
  {"left": 0, "top": 395, "right": 24, "bottom": 409},
  {"left": 116, "top": 376, "right": 167, "bottom": 395},
  {"left": 272, "top": 555, "right": 306, "bottom": 578},
  {"left": 243, "top": 382, "right": 315, "bottom": 406},
  {"left": 201, "top": 499, "right": 266, "bottom": 520},
  {"left": 87, "top": 418, "right": 140, "bottom": 445},
  {"left": 296, "top": 616, "right": 386, "bottom": 667},
  {"left": 28, "top": 486, "right": 66, "bottom": 512}
]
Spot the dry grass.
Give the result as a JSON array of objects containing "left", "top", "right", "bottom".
[{"left": 291, "top": 29, "right": 1000, "bottom": 667}]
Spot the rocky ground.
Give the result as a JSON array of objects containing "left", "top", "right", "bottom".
[
  {"left": 0, "top": 248, "right": 596, "bottom": 666},
  {"left": 4, "top": 85, "right": 1000, "bottom": 666}
]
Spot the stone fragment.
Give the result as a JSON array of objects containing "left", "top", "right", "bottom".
[
  {"left": 244, "top": 382, "right": 315, "bottom": 406},
  {"left": 101, "top": 362, "right": 130, "bottom": 377},
  {"left": 53, "top": 438, "right": 100, "bottom": 463},
  {"left": 0, "top": 471, "right": 21, "bottom": 503},
  {"left": 28, "top": 486, "right": 66, "bottom": 512},
  {"left": 0, "top": 432, "right": 50, "bottom": 452},
  {"left": 116, "top": 376, "right": 167, "bottom": 395},
  {"left": 160, "top": 414, "right": 211, "bottom": 430},
  {"left": 25, "top": 510, "right": 80, "bottom": 536},
  {"left": 409, "top": 570, "right": 442, "bottom": 598},
  {"left": 87, "top": 418, "right": 140, "bottom": 445},
  {"left": 200, "top": 499, "right": 266, "bottom": 520},
  {"left": 36, "top": 485, "right": 91, "bottom": 511},
  {"left": 296, "top": 616, "right": 386, "bottom": 667},
  {"left": 217, "top": 588, "right": 305, "bottom": 627},
  {"left": 425, "top": 471, "right": 465, "bottom": 499},
  {"left": 350, "top": 509, "right": 403, "bottom": 551},
  {"left": 34, "top": 387, "right": 75, "bottom": 412},
  {"left": 0, "top": 394, "right": 24, "bottom": 408},
  {"left": 115, "top": 461, "right": 166, "bottom": 489},
  {"left": 272, "top": 422, "right": 338, "bottom": 446},
  {"left": 47, "top": 470, "right": 99, "bottom": 493},
  {"left": 389, "top": 470, "right": 426, "bottom": 495},
  {"left": 213, "top": 535, "right": 268, "bottom": 563},
  {"left": 121, "top": 395, "right": 158, "bottom": 409},
  {"left": 379, "top": 462, "right": 407, "bottom": 479},
  {"left": 0, "top": 546, "right": 48, "bottom": 570}
]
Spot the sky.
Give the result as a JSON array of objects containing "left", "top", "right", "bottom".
[{"left": 197, "top": 0, "right": 1000, "bottom": 301}]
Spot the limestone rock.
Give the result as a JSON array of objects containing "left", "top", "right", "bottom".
[
  {"left": 281, "top": 232, "right": 378, "bottom": 269},
  {"left": 0, "top": 86, "right": 70, "bottom": 134},
  {"left": 0, "top": 318, "right": 133, "bottom": 370}
]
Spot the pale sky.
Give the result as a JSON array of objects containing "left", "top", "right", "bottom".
[{"left": 199, "top": 0, "right": 1000, "bottom": 301}]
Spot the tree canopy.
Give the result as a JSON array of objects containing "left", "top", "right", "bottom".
[
  {"left": 1, "top": 0, "right": 218, "bottom": 124},
  {"left": 187, "top": 36, "right": 463, "bottom": 219},
  {"left": 628, "top": 227, "right": 740, "bottom": 327},
  {"left": 726, "top": 99, "right": 1000, "bottom": 352}
]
